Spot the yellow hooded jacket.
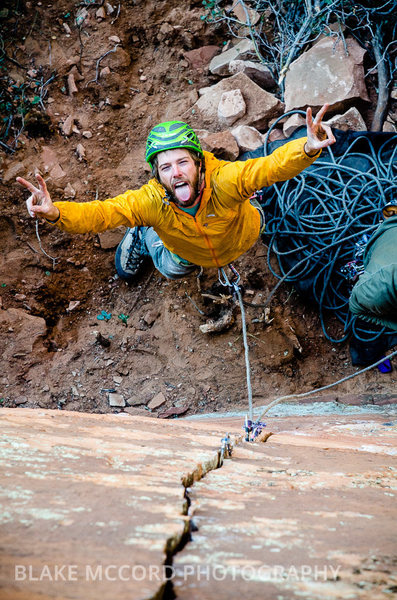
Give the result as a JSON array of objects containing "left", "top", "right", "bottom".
[{"left": 52, "top": 137, "right": 319, "bottom": 268}]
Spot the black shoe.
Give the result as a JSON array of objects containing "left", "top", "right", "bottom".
[{"left": 115, "top": 226, "right": 148, "bottom": 280}]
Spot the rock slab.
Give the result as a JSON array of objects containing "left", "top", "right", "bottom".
[{"left": 284, "top": 36, "right": 369, "bottom": 113}]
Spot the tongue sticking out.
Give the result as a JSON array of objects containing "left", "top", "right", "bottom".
[{"left": 174, "top": 182, "right": 192, "bottom": 203}]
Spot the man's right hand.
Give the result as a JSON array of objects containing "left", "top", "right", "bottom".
[{"left": 16, "top": 174, "right": 60, "bottom": 221}]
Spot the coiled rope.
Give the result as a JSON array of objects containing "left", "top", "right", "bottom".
[{"left": 261, "top": 125, "right": 397, "bottom": 343}]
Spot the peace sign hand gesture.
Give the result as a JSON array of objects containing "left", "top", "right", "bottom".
[
  {"left": 304, "top": 103, "right": 336, "bottom": 156},
  {"left": 16, "top": 174, "right": 60, "bottom": 221}
]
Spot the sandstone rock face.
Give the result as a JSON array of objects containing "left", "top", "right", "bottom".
[
  {"left": 229, "top": 59, "right": 276, "bottom": 89},
  {"left": 209, "top": 38, "right": 256, "bottom": 76},
  {"left": 284, "top": 36, "right": 369, "bottom": 113},
  {"left": 194, "top": 72, "right": 283, "bottom": 130},
  {"left": 323, "top": 107, "right": 367, "bottom": 131},
  {"left": 231, "top": 125, "right": 263, "bottom": 152},
  {"left": 218, "top": 89, "right": 246, "bottom": 126},
  {"left": 0, "top": 308, "right": 46, "bottom": 360},
  {"left": 197, "top": 130, "right": 240, "bottom": 161}
]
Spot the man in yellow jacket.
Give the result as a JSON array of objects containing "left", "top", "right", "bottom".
[{"left": 17, "top": 104, "right": 334, "bottom": 281}]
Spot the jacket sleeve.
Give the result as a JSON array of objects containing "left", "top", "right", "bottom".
[
  {"left": 51, "top": 187, "right": 155, "bottom": 234},
  {"left": 211, "top": 137, "right": 320, "bottom": 203}
]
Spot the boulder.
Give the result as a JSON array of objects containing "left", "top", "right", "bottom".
[
  {"left": 284, "top": 36, "right": 369, "bottom": 113},
  {"left": 230, "top": 125, "right": 263, "bottom": 152},
  {"left": 229, "top": 59, "right": 276, "bottom": 89},
  {"left": 323, "top": 107, "right": 367, "bottom": 131},
  {"left": 218, "top": 89, "right": 246, "bottom": 126},
  {"left": 184, "top": 45, "right": 220, "bottom": 72},
  {"left": 197, "top": 130, "right": 239, "bottom": 161},
  {"left": 193, "top": 72, "right": 283, "bottom": 130},
  {"left": 209, "top": 38, "right": 256, "bottom": 76},
  {"left": 282, "top": 113, "right": 306, "bottom": 137}
]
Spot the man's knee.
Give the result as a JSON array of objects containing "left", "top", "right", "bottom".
[{"left": 350, "top": 265, "right": 397, "bottom": 326}]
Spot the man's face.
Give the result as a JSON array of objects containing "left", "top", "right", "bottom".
[{"left": 156, "top": 148, "right": 200, "bottom": 208}]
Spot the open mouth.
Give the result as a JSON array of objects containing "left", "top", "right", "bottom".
[{"left": 173, "top": 181, "right": 192, "bottom": 203}]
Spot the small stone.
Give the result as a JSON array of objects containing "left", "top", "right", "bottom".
[
  {"left": 113, "top": 375, "right": 122, "bottom": 385},
  {"left": 15, "top": 396, "right": 28, "bottom": 405},
  {"left": 49, "top": 163, "right": 66, "bottom": 180},
  {"left": 61, "top": 115, "right": 74, "bottom": 136},
  {"left": 105, "top": 2, "right": 115, "bottom": 15},
  {"left": 108, "top": 392, "right": 125, "bottom": 407},
  {"left": 143, "top": 310, "right": 159, "bottom": 327},
  {"left": 109, "top": 35, "right": 120, "bottom": 43},
  {"left": 148, "top": 392, "right": 166, "bottom": 410},
  {"left": 71, "top": 386, "right": 79, "bottom": 397},
  {"left": 63, "top": 22, "right": 71, "bottom": 35},
  {"left": 67, "top": 73, "right": 78, "bottom": 96},
  {"left": 76, "top": 144, "right": 86, "bottom": 161},
  {"left": 139, "top": 75, "right": 147, "bottom": 82},
  {"left": 67, "top": 300, "right": 80, "bottom": 312},
  {"left": 96, "top": 6, "right": 106, "bottom": 19},
  {"left": 63, "top": 182, "right": 76, "bottom": 199},
  {"left": 14, "top": 294, "right": 27, "bottom": 301},
  {"left": 100, "top": 66, "right": 111, "bottom": 78}
]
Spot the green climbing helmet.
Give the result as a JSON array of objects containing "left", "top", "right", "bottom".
[{"left": 145, "top": 121, "right": 203, "bottom": 165}]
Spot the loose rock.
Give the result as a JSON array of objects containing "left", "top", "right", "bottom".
[
  {"left": 61, "top": 115, "right": 75, "bottom": 136},
  {"left": 76, "top": 144, "right": 86, "bottom": 161},
  {"left": 229, "top": 59, "right": 276, "bottom": 89},
  {"left": 193, "top": 72, "right": 283, "bottom": 130},
  {"left": 148, "top": 392, "right": 166, "bottom": 410},
  {"left": 184, "top": 45, "right": 220, "bottom": 72},
  {"left": 108, "top": 392, "right": 125, "bottom": 407},
  {"left": 284, "top": 36, "right": 369, "bottom": 113},
  {"left": 231, "top": 124, "right": 263, "bottom": 152},
  {"left": 323, "top": 107, "right": 367, "bottom": 131},
  {"left": 209, "top": 39, "right": 256, "bottom": 76},
  {"left": 197, "top": 130, "right": 240, "bottom": 161}
]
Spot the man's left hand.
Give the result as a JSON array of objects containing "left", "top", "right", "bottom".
[{"left": 304, "top": 103, "right": 335, "bottom": 156}]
